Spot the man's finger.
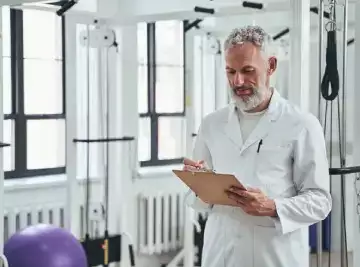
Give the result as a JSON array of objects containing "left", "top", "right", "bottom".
[
  {"left": 226, "top": 190, "right": 246, "bottom": 204},
  {"left": 183, "top": 158, "right": 204, "bottom": 168},
  {"left": 183, "top": 158, "right": 196, "bottom": 166},
  {"left": 229, "top": 188, "right": 258, "bottom": 201},
  {"left": 246, "top": 187, "right": 262, "bottom": 193},
  {"left": 240, "top": 191, "right": 258, "bottom": 200},
  {"left": 183, "top": 165, "right": 199, "bottom": 171},
  {"left": 230, "top": 183, "right": 248, "bottom": 191}
]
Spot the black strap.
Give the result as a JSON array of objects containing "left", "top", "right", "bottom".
[{"left": 321, "top": 30, "right": 340, "bottom": 101}]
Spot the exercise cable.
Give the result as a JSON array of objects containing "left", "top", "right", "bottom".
[
  {"left": 321, "top": 28, "right": 339, "bottom": 101},
  {"left": 318, "top": 1, "right": 348, "bottom": 267},
  {"left": 74, "top": 23, "right": 136, "bottom": 267}
]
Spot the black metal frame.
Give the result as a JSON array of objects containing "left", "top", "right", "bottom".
[
  {"left": 4, "top": 8, "right": 66, "bottom": 179},
  {"left": 139, "top": 21, "right": 186, "bottom": 167}
]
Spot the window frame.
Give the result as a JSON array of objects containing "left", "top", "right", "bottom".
[
  {"left": 4, "top": 8, "right": 66, "bottom": 179},
  {"left": 139, "top": 21, "right": 186, "bottom": 167}
]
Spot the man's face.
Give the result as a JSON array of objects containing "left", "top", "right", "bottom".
[{"left": 225, "top": 42, "right": 276, "bottom": 112}]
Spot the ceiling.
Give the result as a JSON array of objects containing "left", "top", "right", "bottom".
[{"left": 195, "top": 0, "right": 356, "bottom": 40}]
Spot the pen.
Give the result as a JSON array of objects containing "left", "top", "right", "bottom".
[{"left": 257, "top": 139, "right": 263, "bottom": 153}]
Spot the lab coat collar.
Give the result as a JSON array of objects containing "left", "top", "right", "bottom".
[{"left": 225, "top": 88, "right": 283, "bottom": 152}]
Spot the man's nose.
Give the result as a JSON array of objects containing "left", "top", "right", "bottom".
[{"left": 233, "top": 72, "right": 245, "bottom": 86}]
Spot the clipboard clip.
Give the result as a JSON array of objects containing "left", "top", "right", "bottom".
[{"left": 191, "top": 168, "right": 216, "bottom": 175}]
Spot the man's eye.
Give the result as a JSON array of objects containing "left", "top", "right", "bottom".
[{"left": 243, "top": 68, "right": 254, "bottom": 73}]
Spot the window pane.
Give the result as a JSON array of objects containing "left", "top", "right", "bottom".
[
  {"left": 3, "top": 119, "right": 14, "bottom": 172},
  {"left": 138, "top": 117, "right": 151, "bottom": 162},
  {"left": 138, "top": 64, "right": 148, "bottom": 113},
  {"left": 27, "top": 119, "right": 65, "bottom": 169},
  {"left": 24, "top": 59, "right": 63, "bottom": 114},
  {"left": 3, "top": 57, "right": 11, "bottom": 115},
  {"left": 2, "top": 6, "right": 10, "bottom": 57},
  {"left": 137, "top": 22, "right": 147, "bottom": 64},
  {"left": 23, "top": 9, "right": 62, "bottom": 59},
  {"left": 158, "top": 117, "right": 185, "bottom": 160},
  {"left": 155, "top": 66, "right": 184, "bottom": 113},
  {"left": 155, "top": 20, "right": 183, "bottom": 66}
]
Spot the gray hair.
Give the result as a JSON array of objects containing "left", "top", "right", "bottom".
[{"left": 224, "top": 25, "right": 275, "bottom": 56}]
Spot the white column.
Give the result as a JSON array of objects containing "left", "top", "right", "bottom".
[
  {"left": 352, "top": 2, "right": 360, "bottom": 266},
  {"left": 64, "top": 14, "right": 81, "bottom": 237},
  {"left": 184, "top": 31, "right": 195, "bottom": 267},
  {"left": 108, "top": 24, "right": 138, "bottom": 266},
  {"left": 288, "top": 0, "right": 311, "bottom": 265},
  {"left": 215, "top": 46, "right": 229, "bottom": 110},
  {"left": 192, "top": 34, "right": 203, "bottom": 132},
  {"left": 202, "top": 35, "right": 216, "bottom": 116},
  {"left": 0, "top": 9, "right": 4, "bottom": 254},
  {"left": 287, "top": 0, "right": 311, "bottom": 112},
  {"left": 185, "top": 32, "right": 196, "bottom": 157}
]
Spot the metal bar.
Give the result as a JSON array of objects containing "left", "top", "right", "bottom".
[
  {"left": 85, "top": 23, "right": 91, "bottom": 236},
  {"left": 342, "top": 0, "right": 348, "bottom": 168},
  {"left": 12, "top": 10, "right": 27, "bottom": 175},
  {"left": 329, "top": 166, "right": 360, "bottom": 175},
  {"left": 318, "top": 0, "right": 324, "bottom": 125},
  {"left": 317, "top": 1, "right": 324, "bottom": 266},
  {"left": 0, "top": 7, "right": 4, "bottom": 256},
  {"left": 73, "top": 137, "right": 135, "bottom": 143},
  {"left": 341, "top": 2, "right": 349, "bottom": 266}
]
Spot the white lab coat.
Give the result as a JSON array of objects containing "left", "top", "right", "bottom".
[{"left": 186, "top": 90, "right": 332, "bottom": 267}]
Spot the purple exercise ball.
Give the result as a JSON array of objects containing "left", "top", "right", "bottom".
[{"left": 4, "top": 224, "right": 88, "bottom": 267}]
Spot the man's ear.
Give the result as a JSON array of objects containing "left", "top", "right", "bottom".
[{"left": 267, "top": 56, "right": 277, "bottom": 75}]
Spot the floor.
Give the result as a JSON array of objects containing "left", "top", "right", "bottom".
[{"left": 310, "top": 252, "right": 353, "bottom": 267}]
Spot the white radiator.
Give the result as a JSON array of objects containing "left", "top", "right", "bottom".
[
  {"left": 138, "top": 192, "right": 186, "bottom": 255},
  {"left": 3, "top": 203, "right": 65, "bottom": 242},
  {"left": 2, "top": 191, "right": 187, "bottom": 256},
  {"left": 2, "top": 204, "right": 94, "bottom": 243}
]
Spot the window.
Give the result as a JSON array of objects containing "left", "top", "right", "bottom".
[
  {"left": 2, "top": 7, "right": 65, "bottom": 179},
  {"left": 138, "top": 21, "right": 186, "bottom": 166}
]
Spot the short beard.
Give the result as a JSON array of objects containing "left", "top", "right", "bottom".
[{"left": 230, "top": 85, "right": 269, "bottom": 112}]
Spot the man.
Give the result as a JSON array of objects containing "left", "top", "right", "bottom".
[{"left": 184, "top": 26, "right": 332, "bottom": 267}]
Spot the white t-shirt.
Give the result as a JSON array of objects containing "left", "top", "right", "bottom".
[{"left": 236, "top": 108, "right": 267, "bottom": 142}]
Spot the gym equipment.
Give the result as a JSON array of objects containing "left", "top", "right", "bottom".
[
  {"left": 317, "top": 0, "right": 345, "bottom": 266},
  {"left": 56, "top": 0, "right": 79, "bottom": 16},
  {"left": 3, "top": 224, "right": 88, "bottom": 267},
  {"left": 0, "top": 254, "right": 8, "bottom": 267},
  {"left": 316, "top": 1, "right": 360, "bottom": 267},
  {"left": 272, "top": 6, "right": 355, "bottom": 45},
  {"left": 74, "top": 20, "right": 136, "bottom": 267}
]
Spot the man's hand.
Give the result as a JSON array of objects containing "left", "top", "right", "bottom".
[
  {"left": 226, "top": 186, "right": 277, "bottom": 217},
  {"left": 183, "top": 157, "right": 205, "bottom": 171}
]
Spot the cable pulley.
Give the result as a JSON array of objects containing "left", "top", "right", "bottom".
[{"left": 73, "top": 22, "right": 136, "bottom": 267}]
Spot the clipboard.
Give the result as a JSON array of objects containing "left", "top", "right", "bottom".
[{"left": 172, "top": 170, "right": 247, "bottom": 206}]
